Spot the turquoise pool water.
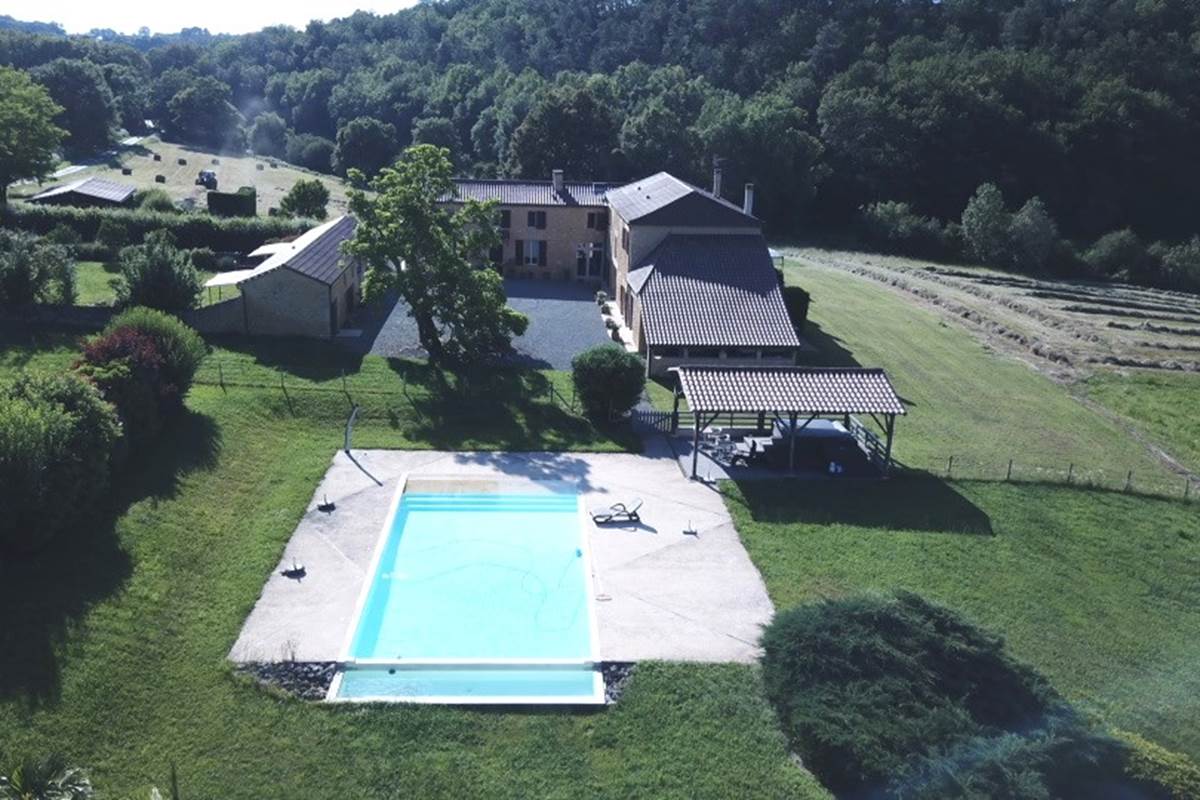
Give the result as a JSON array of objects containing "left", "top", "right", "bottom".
[{"left": 333, "top": 489, "right": 601, "bottom": 702}]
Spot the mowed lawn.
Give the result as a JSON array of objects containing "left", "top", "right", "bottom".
[
  {"left": 1084, "top": 370, "right": 1200, "bottom": 476},
  {"left": 785, "top": 256, "right": 1180, "bottom": 491},
  {"left": 75, "top": 261, "right": 235, "bottom": 308},
  {"left": 726, "top": 256, "right": 1200, "bottom": 758},
  {"left": 0, "top": 328, "right": 827, "bottom": 800}
]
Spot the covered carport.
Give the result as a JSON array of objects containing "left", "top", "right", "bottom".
[{"left": 669, "top": 366, "right": 907, "bottom": 479}]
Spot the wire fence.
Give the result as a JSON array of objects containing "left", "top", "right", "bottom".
[
  {"left": 191, "top": 360, "right": 1197, "bottom": 502},
  {"left": 900, "top": 453, "right": 1197, "bottom": 502}
]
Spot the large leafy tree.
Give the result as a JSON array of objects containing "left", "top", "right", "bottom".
[
  {"left": 0, "top": 66, "right": 64, "bottom": 208},
  {"left": 167, "top": 75, "right": 243, "bottom": 150},
  {"left": 333, "top": 116, "right": 399, "bottom": 179},
  {"left": 28, "top": 58, "right": 114, "bottom": 153},
  {"left": 279, "top": 178, "right": 330, "bottom": 220},
  {"left": 346, "top": 144, "right": 528, "bottom": 364},
  {"left": 507, "top": 83, "right": 621, "bottom": 178}
]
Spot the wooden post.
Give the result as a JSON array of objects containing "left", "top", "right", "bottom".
[
  {"left": 947, "top": 455, "right": 954, "bottom": 477},
  {"left": 883, "top": 414, "right": 896, "bottom": 475},
  {"left": 788, "top": 411, "right": 798, "bottom": 473},
  {"left": 1067, "top": 463, "right": 1074, "bottom": 483},
  {"left": 1124, "top": 470, "right": 1133, "bottom": 492},
  {"left": 671, "top": 383, "right": 681, "bottom": 434},
  {"left": 1006, "top": 459, "right": 1013, "bottom": 481},
  {"left": 691, "top": 411, "right": 701, "bottom": 480}
]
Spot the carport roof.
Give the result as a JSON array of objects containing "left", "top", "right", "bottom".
[{"left": 671, "top": 366, "right": 906, "bottom": 415}]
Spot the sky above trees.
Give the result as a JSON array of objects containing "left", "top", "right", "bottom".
[{"left": 4, "top": 1, "right": 417, "bottom": 35}]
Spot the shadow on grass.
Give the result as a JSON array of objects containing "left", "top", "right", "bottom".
[
  {"left": 207, "top": 334, "right": 366, "bottom": 382},
  {"left": 797, "top": 319, "right": 859, "bottom": 368},
  {"left": 0, "top": 409, "right": 222, "bottom": 708},
  {"left": 382, "top": 360, "right": 638, "bottom": 453},
  {"left": 728, "top": 473, "right": 994, "bottom": 536}
]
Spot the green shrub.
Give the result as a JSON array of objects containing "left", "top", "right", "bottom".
[
  {"left": 1007, "top": 196, "right": 1059, "bottom": 273},
  {"left": 0, "top": 230, "right": 76, "bottom": 306},
  {"left": 77, "top": 326, "right": 168, "bottom": 446},
  {"left": 4, "top": 202, "right": 309, "bottom": 252},
  {"left": 102, "top": 306, "right": 207, "bottom": 400},
  {"left": 113, "top": 230, "right": 202, "bottom": 313},
  {"left": 571, "top": 345, "right": 645, "bottom": 421},
  {"left": 285, "top": 132, "right": 335, "bottom": 172},
  {"left": 1116, "top": 729, "right": 1200, "bottom": 800},
  {"left": 188, "top": 247, "right": 218, "bottom": 273},
  {"left": 279, "top": 178, "right": 330, "bottom": 220},
  {"left": 95, "top": 217, "right": 130, "bottom": 253},
  {"left": 1083, "top": 229, "right": 1156, "bottom": 281},
  {"left": 45, "top": 222, "right": 82, "bottom": 246},
  {"left": 782, "top": 285, "right": 812, "bottom": 329},
  {"left": 759, "top": 592, "right": 1143, "bottom": 798},
  {"left": 861, "top": 201, "right": 960, "bottom": 260},
  {"left": 0, "top": 372, "right": 120, "bottom": 553},
  {"left": 135, "top": 188, "right": 178, "bottom": 213},
  {"left": 1150, "top": 236, "right": 1200, "bottom": 293}
]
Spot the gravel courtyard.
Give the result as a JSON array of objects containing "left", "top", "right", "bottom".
[{"left": 350, "top": 278, "right": 613, "bottom": 368}]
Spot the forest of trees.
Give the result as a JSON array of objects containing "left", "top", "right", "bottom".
[{"left": 3, "top": 0, "right": 1200, "bottom": 284}]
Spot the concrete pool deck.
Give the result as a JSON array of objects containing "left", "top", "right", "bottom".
[{"left": 229, "top": 438, "right": 774, "bottom": 665}]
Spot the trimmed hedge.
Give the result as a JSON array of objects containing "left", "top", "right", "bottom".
[
  {"left": 2, "top": 202, "right": 310, "bottom": 252},
  {"left": 102, "top": 307, "right": 207, "bottom": 400}
]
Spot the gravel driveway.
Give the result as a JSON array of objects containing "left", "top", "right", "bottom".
[{"left": 351, "top": 279, "right": 613, "bottom": 369}]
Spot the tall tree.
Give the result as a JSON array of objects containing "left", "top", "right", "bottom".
[
  {"left": 29, "top": 58, "right": 115, "bottom": 152},
  {"left": 507, "top": 83, "right": 621, "bottom": 179},
  {"left": 333, "top": 116, "right": 398, "bottom": 179},
  {"left": 346, "top": 144, "right": 528, "bottom": 363},
  {"left": 0, "top": 66, "right": 64, "bottom": 208},
  {"left": 167, "top": 75, "right": 243, "bottom": 150}
]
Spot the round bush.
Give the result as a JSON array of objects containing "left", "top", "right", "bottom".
[
  {"left": 571, "top": 345, "right": 645, "bottom": 421},
  {"left": 102, "top": 306, "right": 207, "bottom": 400},
  {"left": 114, "top": 230, "right": 202, "bottom": 313},
  {"left": 1, "top": 372, "right": 120, "bottom": 553}
]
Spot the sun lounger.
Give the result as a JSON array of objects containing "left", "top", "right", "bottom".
[{"left": 591, "top": 498, "right": 643, "bottom": 524}]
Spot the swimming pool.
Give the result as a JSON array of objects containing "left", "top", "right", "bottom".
[{"left": 329, "top": 479, "right": 603, "bottom": 703}]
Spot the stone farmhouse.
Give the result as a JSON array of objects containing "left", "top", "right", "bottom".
[{"left": 443, "top": 168, "right": 803, "bottom": 375}]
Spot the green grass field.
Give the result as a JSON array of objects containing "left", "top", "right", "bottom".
[
  {"left": 0, "top": 328, "right": 827, "bottom": 799},
  {"left": 785, "top": 257, "right": 1183, "bottom": 493},
  {"left": 723, "top": 257, "right": 1200, "bottom": 759},
  {"left": 10, "top": 135, "right": 351, "bottom": 217},
  {"left": 1084, "top": 371, "right": 1200, "bottom": 476}
]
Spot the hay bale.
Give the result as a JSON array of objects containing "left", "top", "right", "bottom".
[
  {"left": 121, "top": 168, "right": 133, "bottom": 175},
  {"left": 154, "top": 175, "right": 166, "bottom": 183},
  {"left": 268, "top": 161, "right": 277, "bottom": 168},
  {"left": 212, "top": 158, "right": 220, "bottom": 165},
  {"left": 152, "top": 153, "right": 162, "bottom": 161},
  {"left": 256, "top": 163, "right": 265, "bottom": 171},
  {"left": 177, "top": 157, "right": 187, "bottom": 165}
]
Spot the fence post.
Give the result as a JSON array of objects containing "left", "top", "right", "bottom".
[
  {"left": 946, "top": 455, "right": 954, "bottom": 477},
  {"left": 1006, "top": 459, "right": 1013, "bottom": 481},
  {"left": 1124, "top": 470, "right": 1133, "bottom": 492},
  {"left": 1067, "top": 463, "right": 1074, "bottom": 484},
  {"left": 218, "top": 360, "right": 224, "bottom": 390}
]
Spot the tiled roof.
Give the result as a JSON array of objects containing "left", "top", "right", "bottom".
[
  {"left": 30, "top": 177, "right": 136, "bottom": 204},
  {"left": 446, "top": 179, "right": 609, "bottom": 207},
  {"left": 633, "top": 234, "right": 800, "bottom": 348},
  {"left": 285, "top": 215, "right": 358, "bottom": 284},
  {"left": 219, "top": 215, "right": 357, "bottom": 289},
  {"left": 605, "top": 172, "right": 758, "bottom": 226},
  {"left": 672, "top": 366, "right": 907, "bottom": 415}
]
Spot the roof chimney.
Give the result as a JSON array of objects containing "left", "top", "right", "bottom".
[
  {"left": 712, "top": 161, "right": 723, "bottom": 198},
  {"left": 743, "top": 183, "right": 755, "bottom": 216},
  {"left": 552, "top": 169, "right": 564, "bottom": 196}
]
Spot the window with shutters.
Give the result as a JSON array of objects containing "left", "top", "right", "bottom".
[
  {"left": 523, "top": 240, "right": 545, "bottom": 265},
  {"left": 587, "top": 212, "right": 595, "bottom": 229},
  {"left": 527, "top": 210, "right": 546, "bottom": 229},
  {"left": 577, "top": 248, "right": 587, "bottom": 277},
  {"left": 621, "top": 226, "right": 630, "bottom": 253},
  {"left": 498, "top": 209, "right": 510, "bottom": 228}
]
